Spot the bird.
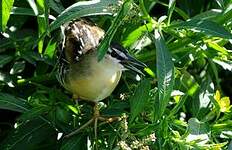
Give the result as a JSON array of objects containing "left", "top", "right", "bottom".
[{"left": 56, "top": 19, "right": 147, "bottom": 138}]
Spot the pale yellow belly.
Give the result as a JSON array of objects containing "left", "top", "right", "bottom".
[{"left": 65, "top": 54, "right": 122, "bottom": 101}]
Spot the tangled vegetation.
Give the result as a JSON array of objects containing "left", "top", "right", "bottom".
[{"left": 0, "top": 0, "right": 232, "bottom": 149}]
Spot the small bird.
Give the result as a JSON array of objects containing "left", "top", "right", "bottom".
[{"left": 57, "top": 19, "right": 147, "bottom": 137}]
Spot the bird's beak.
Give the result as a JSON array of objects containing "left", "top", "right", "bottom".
[{"left": 120, "top": 54, "right": 147, "bottom": 76}]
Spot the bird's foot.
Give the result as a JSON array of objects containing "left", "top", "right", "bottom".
[{"left": 64, "top": 103, "right": 120, "bottom": 138}]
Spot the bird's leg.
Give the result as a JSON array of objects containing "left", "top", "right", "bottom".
[{"left": 64, "top": 102, "right": 121, "bottom": 138}]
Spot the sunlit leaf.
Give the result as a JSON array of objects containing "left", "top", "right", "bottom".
[
  {"left": 0, "top": 0, "right": 15, "bottom": 31},
  {"left": 97, "top": 0, "right": 132, "bottom": 60},
  {"left": 50, "top": 0, "right": 120, "bottom": 32},
  {"left": 170, "top": 19, "right": 232, "bottom": 39}
]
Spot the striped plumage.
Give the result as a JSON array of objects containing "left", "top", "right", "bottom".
[{"left": 57, "top": 19, "right": 146, "bottom": 101}]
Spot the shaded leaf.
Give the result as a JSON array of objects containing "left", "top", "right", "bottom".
[
  {"left": 0, "top": 92, "right": 30, "bottom": 112},
  {"left": 11, "top": 7, "right": 36, "bottom": 16},
  {"left": 49, "top": 0, "right": 65, "bottom": 14},
  {"left": 0, "top": 118, "right": 57, "bottom": 150},
  {"left": 0, "top": 55, "right": 14, "bottom": 68},
  {"left": 19, "top": 105, "right": 50, "bottom": 122},
  {"left": 61, "top": 134, "right": 87, "bottom": 150},
  {"left": 10, "top": 61, "right": 26, "bottom": 74},
  {"left": 129, "top": 79, "right": 151, "bottom": 123}
]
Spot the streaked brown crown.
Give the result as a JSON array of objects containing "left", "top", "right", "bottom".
[{"left": 62, "top": 19, "right": 105, "bottom": 63}]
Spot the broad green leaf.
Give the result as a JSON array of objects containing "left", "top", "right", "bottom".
[
  {"left": 129, "top": 79, "right": 151, "bottom": 123},
  {"left": 11, "top": 7, "right": 36, "bottom": 16},
  {"left": 0, "top": 118, "right": 57, "bottom": 150},
  {"left": 0, "top": 0, "right": 15, "bottom": 31},
  {"left": 50, "top": 0, "right": 120, "bottom": 32},
  {"left": 186, "top": 118, "right": 209, "bottom": 144},
  {"left": 0, "top": 55, "right": 14, "bottom": 68},
  {"left": 61, "top": 134, "right": 87, "bottom": 150},
  {"left": 44, "top": 38, "right": 57, "bottom": 58},
  {"left": 122, "top": 23, "right": 153, "bottom": 47},
  {"left": 19, "top": 105, "right": 50, "bottom": 122},
  {"left": 190, "top": 78, "right": 214, "bottom": 119},
  {"left": 97, "top": 0, "right": 132, "bottom": 60},
  {"left": 169, "top": 19, "right": 232, "bottom": 39},
  {"left": 0, "top": 93, "right": 30, "bottom": 112},
  {"left": 192, "top": 9, "right": 222, "bottom": 20},
  {"left": 49, "top": 0, "right": 65, "bottom": 14},
  {"left": 188, "top": 118, "right": 209, "bottom": 134},
  {"left": 154, "top": 29, "right": 175, "bottom": 118}
]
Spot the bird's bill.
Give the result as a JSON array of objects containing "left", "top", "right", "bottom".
[{"left": 120, "top": 54, "right": 147, "bottom": 76}]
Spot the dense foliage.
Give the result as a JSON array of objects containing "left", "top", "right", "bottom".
[{"left": 0, "top": 0, "right": 232, "bottom": 149}]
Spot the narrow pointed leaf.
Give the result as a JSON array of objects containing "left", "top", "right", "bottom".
[
  {"left": 0, "top": 93, "right": 30, "bottom": 112},
  {"left": 169, "top": 19, "right": 232, "bottom": 39},
  {"left": 129, "top": 79, "right": 151, "bottom": 123},
  {"left": 154, "top": 29, "right": 175, "bottom": 118},
  {"left": 97, "top": 0, "right": 132, "bottom": 61},
  {"left": 50, "top": 0, "right": 120, "bottom": 32}
]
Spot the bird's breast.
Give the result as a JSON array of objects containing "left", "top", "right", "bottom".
[{"left": 65, "top": 53, "right": 122, "bottom": 101}]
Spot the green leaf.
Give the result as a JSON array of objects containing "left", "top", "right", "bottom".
[
  {"left": 37, "top": 0, "right": 49, "bottom": 53},
  {"left": 0, "top": 0, "right": 15, "bottom": 31},
  {"left": 0, "top": 118, "right": 57, "bottom": 150},
  {"left": 50, "top": 0, "right": 120, "bottom": 32},
  {"left": 169, "top": 19, "right": 232, "bottom": 39},
  {"left": 10, "top": 61, "right": 26, "bottom": 74},
  {"left": 154, "top": 29, "right": 175, "bottom": 118},
  {"left": 188, "top": 118, "right": 209, "bottom": 134},
  {"left": 129, "top": 79, "right": 151, "bottom": 123},
  {"left": 190, "top": 78, "right": 214, "bottom": 119},
  {"left": 44, "top": 38, "right": 57, "bottom": 58},
  {"left": 61, "top": 134, "right": 87, "bottom": 150},
  {"left": 0, "top": 55, "right": 14, "bottom": 68},
  {"left": 213, "top": 58, "right": 232, "bottom": 71},
  {"left": 26, "top": 0, "right": 38, "bottom": 15},
  {"left": 49, "top": 0, "right": 65, "bottom": 14},
  {"left": 0, "top": 92, "right": 30, "bottom": 112},
  {"left": 19, "top": 105, "right": 50, "bottom": 122},
  {"left": 122, "top": 23, "right": 153, "bottom": 47},
  {"left": 97, "top": 0, "right": 132, "bottom": 61},
  {"left": 11, "top": 7, "right": 36, "bottom": 16}
]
